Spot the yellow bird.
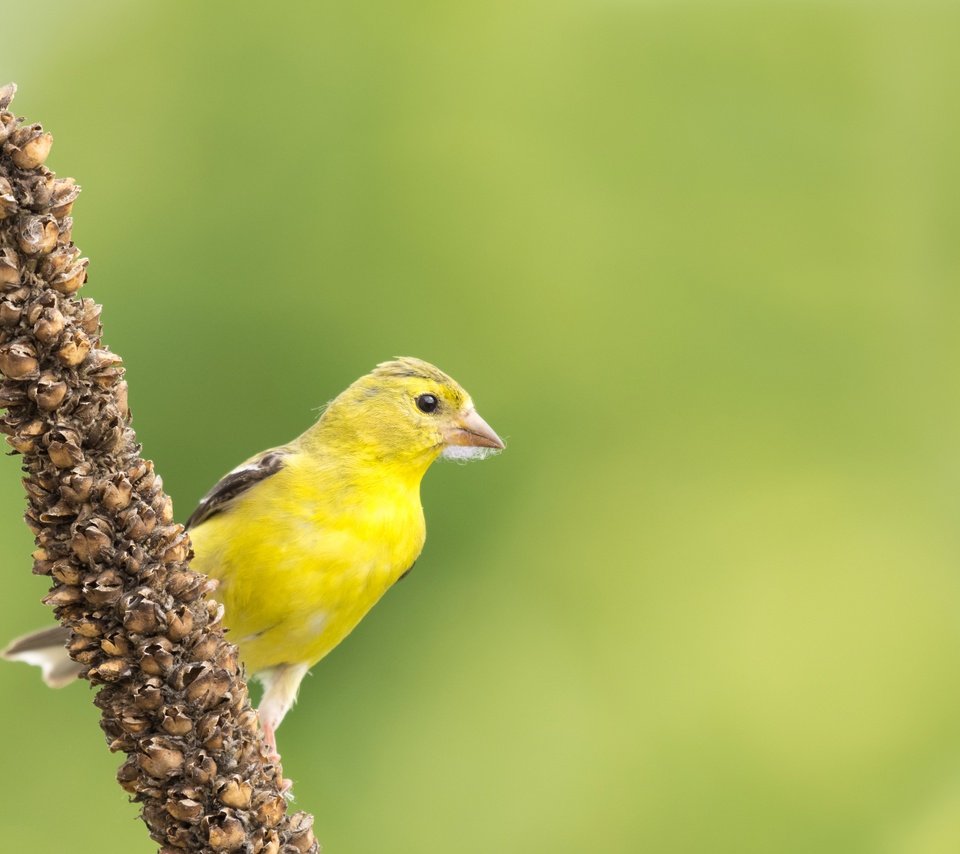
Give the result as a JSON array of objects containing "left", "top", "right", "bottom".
[{"left": 3, "top": 357, "right": 504, "bottom": 753}]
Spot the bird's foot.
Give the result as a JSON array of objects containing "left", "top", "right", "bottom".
[{"left": 262, "top": 721, "right": 281, "bottom": 763}]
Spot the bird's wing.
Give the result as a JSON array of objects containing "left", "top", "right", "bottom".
[{"left": 185, "top": 448, "right": 291, "bottom": 529}]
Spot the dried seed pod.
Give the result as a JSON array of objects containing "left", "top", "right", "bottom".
[
  {"left": 140, "top": 637, "right": 175, "bottom": 676},
  {"left": 39, "top": 243, "right": 79, "bottom": 276},
  {"left": 101, "top": 632, "right": 131, "bottom": 658},
  {"left": 34, "top": 307, "right": 66, "bottom": 344},
  {"left": 195, "top": 712, "right": 221, "bottom": 743},
  {"left": 188, "top": 632, "right": 220, "bottom": 664},
  {"left": 188, "top": 751, "right": 218, "bottom": 785},
  {"left": 182, "top": 661, "right": 223, "bottom": 706},
  {"left": 218, "top": 777, "right": 253, "bottom": 809},
  {"left": 131, "top": 677, "right": 165, "bottom": 711},
  {"left": 50, "top": 178, "right": 80, "bottom": 217},
  {"left": 285, "top": 813, "right": 317, "bottom": 853},
  {"left": 38, "top": 500, "right": 78, "bottom": 524},
  {"left": 0, "top": 115, "right": 14, "bottom": 147},
  {"left": 47, "top": 437, "right": 84, "bottom": 468},
  {"left": 167, "top": 569, "right": 204, "bottom": 601},
  {"left": 56, "top": 329, "right": 91, "bottom": 366},
  {"left": 116, "top": 756, "right": 141, "bottom": 794},
  {"left": 254, "top": 793, "right": 287, "bottom": 830},
  {"left": 236, "top": 707, "right": 259, "bottom": 734},
  {"left": 0, "top": 285, "right": 28, "bottom": 304},
  {"left": 162, "top": 828, "right": 195, "bottom": 850},
  {"left": 57, "top": 215, "right": 74, "bottom": 243},
  {"left": 166, "top": 606, "right": 194, "bottom": 641},
  {"left": 67, "top": 633, "right": 100, "bottom": 655},
  {"left": 73, "top": 618, "right": 107, "bottom": 638},
  {"left": 255, "top": 831, "right": 281, "bottom": 854},
  {"left": 121, "top": 506, "right": 152, "bottom": 541},
  {"left": 118, "top": 712, "right": 151, "bottom": 735},
  {"left": 160, "top": 704, "right": 193, "bottom": 736},
  {"left": 163, "top": 536, "right": 190, "bottom": 564},
  {"left": 7, "top": 417, "right": 44, "bottom": 453},
  {"left": 31, "top": 373, "right": 68, "bottom": 411},
  {"left": 50, "top": 259, "right": 87, "bottom": 294},
  {"left": 0, "top": 342, "right": 40, "bottom": 379},
  {"left": 88, "top": 347, "right": 123, "bottom": 374},
  {"left": 89, "top": 657, "right": 130, "bottom": 682},
  {"left": 60, "top": 470, "right": 94, "bottom": 504},
  {"left": 0, "top": 380, "right": 26, "bottom": 406},
  {"left": 42, "top": 584, "right": 82, "bottom": 607},
  {"left": 122, "top": 594, "right": 161, "bottom": 634},
  {"left": 77, "top": 297, "right": 102, "bottom": 334},
  {"left": 17, "top": 214, "right": 59, "bottom": 255},
  {"left": 7, "top": 432, "right": 37, "bottom": 454},
  {"left": 0, "top": 248, "right": 19, "bottom": 285},
  {"left": 70, "top": 520, "right": 113, "bottom": 562},
  {"left": 205, "top": 811, "right": 246, "bottom": 852},
  {"left": 138, "top": 738, "right": 185, "bottom": 779},
  {"left": 83, "top": 568, "right": 124, "bottom": 606},
  {"left": 0, "top": 183, "right": 15, "bottom": 219},
  {"left": 24, "top": 301, "right": 43, "bottom": 327},
  {"left": 0, "top": 298, "right": 21, "bottom": 326},
  {"left": 115, "top": 379, "right": 130, "bottom": 420},
  {"left": 10, "top": 128, "right": 53, "bottom": 169},
  {"left": 21, "top": 172, "right": 56, "bottom": 209},
  {"left": 22, "top": 477, "right": 51, "bottom": 503},
  {"left": 49, "top": 559, "right": 82, "bottom": 585},
  {"left": 32, "top": 557, "right": 56, "bottom": 576},
  {"left": 166, "top": 798, "right": 204, "bottom": 823},
  {"left": 102, "top": 474, "right": 133, "bottom": 511}
]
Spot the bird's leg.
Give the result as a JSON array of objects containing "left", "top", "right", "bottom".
[
  {"left": 256, "top": 663, "right": 310, "bottom": 784},
  {"left": 261, "top": 719, "right": 279, "bottom": 763}
]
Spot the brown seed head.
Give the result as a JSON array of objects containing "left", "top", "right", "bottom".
[
  {"left": 138, "top": 738, "right": 185, "bottom": 779},
  {"left": 166, "top": 798, "right": 204, "bottom": 823},
  {"left": 160, "top": 705, "right": 193, "bottom": 736},
  {"left": 132, "top": 678, "right": 165, "bottom": 711},
  {"left": 0, "top": 342, "right": 39, "bottom": 379},
  {"left": 34, "top": 307, "right": 66, "bottom": 344},
  {"left": 188, "top": 751, "right": 218, "bottom": 785},
  {"left": 50, "top": 260, "right": 88, "bottom": 295},
  {"left": 10, "top": 129, "right": 53, "bottom": 169},
  {"left": 0, "top": 249, "right": 19, "bottom": 285},
  {"left": 206, "top": 812, "right": 246, "bottom": 852},
  {"left": 17, "top": 214, "right": 59, "bottom": 255},
  {"left": 286, "top": 813, "right": 317, "bottom": 853},
  {"left": 218, "top": 776, "right": 253, "bottom": 810},
  {"left": 90, "top": 657, "right": 131, "bottom": 682},
  {"left": 32, "top": 373, "right": 68, "bottom": 411},
  {"left": 166, "top": 606, "right": 194, "bottom": 642},
  {"left": 254, "top": 794, "right": 287, "bottom": 829},
  {"left": 56, "top": 329, "right": 91, "bottom": 366}
]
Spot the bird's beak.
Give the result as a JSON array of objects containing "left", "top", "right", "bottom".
[{"left": 443, "top": 408, "right": 505, "bottom": 450}]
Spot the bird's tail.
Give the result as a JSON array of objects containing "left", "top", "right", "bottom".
[{"left": 2, "top": 625, "right": 82, "bottom": 687}]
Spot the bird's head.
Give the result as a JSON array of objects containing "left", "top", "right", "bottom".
[{"left": 313, "top": 357, "right": 504, "bottom": 472}]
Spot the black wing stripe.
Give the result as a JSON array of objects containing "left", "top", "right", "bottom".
[{"left": 185, "top": 449, "right": 289, "bottom": 530}]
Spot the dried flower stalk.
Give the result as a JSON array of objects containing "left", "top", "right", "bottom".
[{"left": 0, "top": 83, "right": 318, "bottom": 854}]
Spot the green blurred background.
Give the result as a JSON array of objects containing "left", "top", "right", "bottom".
[{"left": 2, "top": 1, "right": 960, "bottom": 852}]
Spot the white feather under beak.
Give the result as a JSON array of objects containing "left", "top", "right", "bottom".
[{"left": 441, "top": 407, "right": 504, "bottom": 461}]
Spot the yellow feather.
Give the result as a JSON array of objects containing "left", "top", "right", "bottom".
[{"left": 189, "top": 452, "right": 428, "bottom": 674}]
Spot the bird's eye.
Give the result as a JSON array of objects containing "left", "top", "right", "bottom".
[{"left": 416, "top": 393, "right": 439, "bottom": 414}]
